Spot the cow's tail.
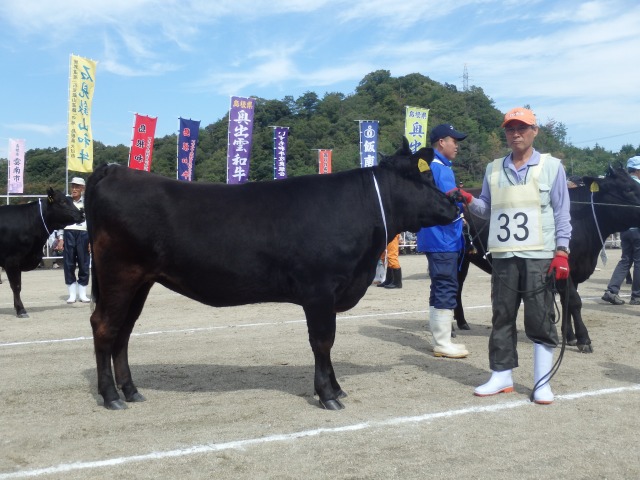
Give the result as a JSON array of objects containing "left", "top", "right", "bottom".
[{"left": 85, "top": 163, "right": 115, "bottom": 309}]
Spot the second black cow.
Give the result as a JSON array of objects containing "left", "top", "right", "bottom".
[
  {"left": 0, "top": 189, "right": 85, "bottom": 317},
  {"left": 85, "top": 139, "right": 459, "bottom": 411},
  {"left": 456, "top": 165, "right": 640, "bottom": 353}
]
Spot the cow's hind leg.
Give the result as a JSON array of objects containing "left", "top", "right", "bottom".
[
  {"left": 112, "top": 282, "right": 153, "bottom": 403},
  {"left": 5, "top": 267, "right": 27, "bottom": 318},
  {"left": 304, "top": 303, "right": 345, "bottom": 410},
  {"left": 91, "top": 279, "right": 151, "bottom": 410},
  {"left": 91, "top": 304, "right": 125, "bottom": 409}
]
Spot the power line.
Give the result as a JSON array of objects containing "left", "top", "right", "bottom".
[{"left": 573, "top": 130, "right": 640, "bottom": 145}]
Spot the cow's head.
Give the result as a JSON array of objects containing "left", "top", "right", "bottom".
[
  {"left": 44, "top": 187, "right": 85, "bottom": 229},
  {"left": 378, "top": 137, "right": 459, "bottom": 231},
  {"left": 582, "top": 165, "right": 640, "bottom": 230}
]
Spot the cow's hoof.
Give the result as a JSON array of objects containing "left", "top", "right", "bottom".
[
  {"left": 319, "top": 398, "right": 345, "bottom": 410},
  {"left": 457, "top": 322, "right": 470, "bottom": 330},
  {"left": 17, "top": 312, "right": 29, "bottom": 318},
  {"left": 577, "top": 343, "right": 593, "bottom": 353},
  {"left": 126, "top": 392, "right": 146, "bottom": 403},
  {"left": 104, "top": 399, "right": 128, "bottom": 410}
]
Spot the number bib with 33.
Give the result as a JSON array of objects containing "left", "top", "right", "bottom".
[{"left": 488, "top": 205, "right": 543, "bottom": 251}]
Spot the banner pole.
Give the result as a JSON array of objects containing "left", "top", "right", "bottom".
[{"left": 176, "top": 117, "right": 180, "bottom": 180}]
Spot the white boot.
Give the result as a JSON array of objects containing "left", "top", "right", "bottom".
[
  {"left": 429, "top": 307, "right": 469, "bottom": 358},
  {"left": 78, "top": 284, "right": 90, "bottom": 303},
  {"left": 66, "top": 282, "right": 77, "bottom": 304},
  {"left": 533, "top": 343, "right": 554, "bottom": 404},
  {"left": 474, "top": 370, "right": 514, "bottom": 396}
]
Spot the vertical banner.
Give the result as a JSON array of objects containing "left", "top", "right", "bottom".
[
  {"left": 177, "top": 118, "right": 201, "bottom": 181},
  {"left": 67, "top": 54, "right": 97, "bottom": 173},
  {"left": 128, "top": 114, "right": 158, "bottom": 172},
  {"left": 318, "top": 149, "right": 332, "bottom": 174},
  {"left": 7, "top": 139, "right": 26, "bottom": 194},
  {"left": 359, "top": 120, "right": 379, "bottom": 168},
  {"left": 226, "top": 96, "right": 255, "bottom": 184},
  {"left": 404, "top": 106, "right": 430, "bottom": 153},
  {"left": 273, "top": 126, "right": 289, "bottom": 180}
]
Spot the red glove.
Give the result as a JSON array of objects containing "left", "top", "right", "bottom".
[
  {"left": 548, "top": 253, "right": 570, "bottom": 280},
  {"left": 446, "top": 187, "right": 474, "bottom": 205}
]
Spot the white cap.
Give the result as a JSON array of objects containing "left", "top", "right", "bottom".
[{"left": 70, "top": 177, "right": 85, "bottom": 186}]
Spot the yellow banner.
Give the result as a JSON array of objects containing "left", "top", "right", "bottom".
[
  {"left": 404, "top": 106, "right": 429, "bottom": 153},
  {"left": 67, "top": 54, "right": 97, "bottom": 173}
]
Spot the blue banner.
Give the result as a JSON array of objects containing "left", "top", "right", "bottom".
[
  {"left": 273, "top": 127, "right": 289, "bottom": 179},
  {"left": 177, "top": 118, "right": 200, "bottom": 181},
  {"left": 226, "top": 96, "right": 255, "bottom": 184},
  {"left": 359, "top": 120, "right": 379, "bottom": 168}
]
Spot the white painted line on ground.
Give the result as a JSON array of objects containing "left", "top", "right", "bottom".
[{"left": 1, "top": 384, "right": 638, "bottom": 479}]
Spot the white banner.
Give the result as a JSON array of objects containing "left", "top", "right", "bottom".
[{"left": 8, "top": 138, "right": 26, "bottom": 194}]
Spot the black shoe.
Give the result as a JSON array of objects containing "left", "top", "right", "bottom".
[
  {"left": 602, "top": 291, "right": 625, "bottom": 305},
  {"left": 630, "top": 297, "right": 640, "bottom": 305}
]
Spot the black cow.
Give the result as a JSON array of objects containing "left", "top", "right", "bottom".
[
  {"left": 0, "top": 189, "right": 85, "bottom": 317},
  {"left": 455, "top": 166, "right": 640, "bottom": 353},
  {"left": 85, "top": 139, "right": 459, "bottom": 411}
]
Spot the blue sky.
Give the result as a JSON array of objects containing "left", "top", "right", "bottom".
[{"left": 1, "top": 0, "right": 639, "bottom": 153}]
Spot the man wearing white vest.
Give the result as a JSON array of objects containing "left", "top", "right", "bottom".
[
  {"left": 58, "top": 177, "right": 91, "bottom": 303},
  {"left": 451, "top": 107, "right": 571, "bottom": 404}
]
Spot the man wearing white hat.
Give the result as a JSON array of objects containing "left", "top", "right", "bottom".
[{"left": 57, "top": 177, "right": 90, "bottom": 303}]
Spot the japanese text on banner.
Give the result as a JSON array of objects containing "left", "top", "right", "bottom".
[
  {"left": 67, "top": 55, "right": 96, "bottom": 173},
  {"left": 128, "top": 114, "right": 157, "bottom": 172},
  {"left": 318, "top": 149, "right": 332, "bottom": 174},
  {"left": 226, "top": 96, "right": 255, "bottom": 184},
  {"left": 178, "top": 118, "right": 201, "bottom": 181},
  {"left": 7, "top": 139, "right": 25, "bottom": 194},
  {"left": 273, "top": 127, "right": 289, "bottom": 180},
  {"left": 404, "top": 106, "right": 429, "bottom": 153},
  {"left": 359, "top": 121, "right": 379, "bottom": 168}
]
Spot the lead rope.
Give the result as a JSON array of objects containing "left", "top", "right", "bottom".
[
  {"left": 590, "top": 192, "right": 608, "bottom": 266},
  {"left": 38, "top": 198, "right": 51, "bottom": 237},
  {"left": 372, "top": 172, "right": 389, "bottom": 271}
]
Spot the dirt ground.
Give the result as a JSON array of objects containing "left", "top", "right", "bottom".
[{"left": 1, "top": 249, "right": 639, "bottom": 480}]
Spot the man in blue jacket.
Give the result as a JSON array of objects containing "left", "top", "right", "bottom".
[{"left": 416, "top": 124, "right": 469, "bottom": 358}]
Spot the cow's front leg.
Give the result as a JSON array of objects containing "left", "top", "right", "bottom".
[
  {"left": 304, "top": 304, "right": 345, "bottom": 410},
  {"left": 561, "top": 283, "right": 593, "bottom": 353},
  {"left": 5, "top": 267, "right": 27, "bottom": 318}
]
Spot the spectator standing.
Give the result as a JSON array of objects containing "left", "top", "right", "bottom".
[
  {"left": 378, "top": 234, "right": 403, "bottom": 289},
  {"left": 601, "top": 156, "right": 640, "bottom": 305},
  {"left": 455, "top": 107, "right": 572, "bottom": 404},
  {"left": 59, "top": 177, "right": 90, "bottom": 303},
  {"left": 416, "top": 124, "right": 469, "bottom": 358}
]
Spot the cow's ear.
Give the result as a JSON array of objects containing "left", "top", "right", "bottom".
[
  {"left": 402, "top": 136, "right": 411, "bottom": 155},
  {"left": 47, "top": 187, "right": 55, "bottom": 203},
  {"left": 583, "top": 176, "right": 601, "bottom": 192},
  {"left": 608, "top": 164, "right": 616, "bottom": 176}
]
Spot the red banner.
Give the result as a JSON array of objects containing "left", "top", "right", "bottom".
[
  {"left": 129, "top": 114, "right": 157, "bottom": 171},
  {"left": 318, "top": 149, "right": 332, "bottom": 174}
]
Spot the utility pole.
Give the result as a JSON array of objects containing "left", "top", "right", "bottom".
[{"left": 463, "top": 63, "right": 469, "bottom": 92}]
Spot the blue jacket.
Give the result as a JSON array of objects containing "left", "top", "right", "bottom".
[{"left": 416, "top": 150, "right": 463, "bottom": 253}]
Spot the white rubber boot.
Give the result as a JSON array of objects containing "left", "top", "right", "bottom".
[
  {"left": 66, "top": 282, "right": 77, "bottom": 304},
  {"left": 430, "top": 307, "right": 468, "bottom": 358},
  {"left": 474, "top": 370, "right": 514, "bottom": 396},
  {"left": 78, "top": 284, "right": 90, "bottom": 303},
  {"left": 533, "top": 343, "right": 554, "bottom": 404}
]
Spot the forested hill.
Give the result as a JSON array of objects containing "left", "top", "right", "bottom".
[{"left": 4, "top": 70, "right": 639, "bottom": 194}]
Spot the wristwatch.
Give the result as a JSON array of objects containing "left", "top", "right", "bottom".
[{"left": 556, "top": 246, "right": 570, "bottom": 254}]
